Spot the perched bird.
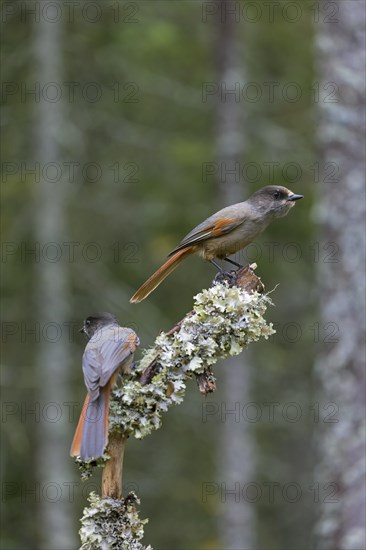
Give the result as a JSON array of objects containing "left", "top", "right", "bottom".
[
  {"left": 130, "top": 185, "right": 303, "bottom": 303},
  {"left": 70, "top": 312, "right": 139, "bottom": 460}
]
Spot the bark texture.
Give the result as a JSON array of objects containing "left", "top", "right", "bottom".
[{"left": 314, "top": 3, "right": 366, "bottom": 549}]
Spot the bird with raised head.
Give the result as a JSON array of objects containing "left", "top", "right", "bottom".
[{"left": 130, "top": 185, "right": 303, "bottom": 303}]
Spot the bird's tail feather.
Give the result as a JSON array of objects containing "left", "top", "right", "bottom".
[
  {"left": 70, "top": 382, "right": 111, "bottom": 460},
  {"left": 130, "top": 247, "right": 193, "bottom": 303}
]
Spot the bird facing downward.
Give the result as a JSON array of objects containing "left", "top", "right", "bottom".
[
  {"left": 70, "top": 312, "right": 139, "bottom": 460},
  {"left": 130, "top": 186, "right": 303, "bottom": 303}
]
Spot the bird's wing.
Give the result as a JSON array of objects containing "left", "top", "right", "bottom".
[
  {"left": 82, "top": 328, "right": 139, "bottom": 400},
  {"left": 168, "top": 216, "right": 245, "bottom": 256}
]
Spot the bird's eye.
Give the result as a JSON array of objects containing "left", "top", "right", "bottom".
[
  {"left": 274, "top": 191, "right": 280, "bottom": 199},
  {"left": 86, "top": 319, "right": 91, "bottom": 325}
]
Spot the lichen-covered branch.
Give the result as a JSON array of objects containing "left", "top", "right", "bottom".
[
  {"left": 109, "top": 266, "right": 274, "bottom": 440},
  {"left": 79, "top": 492, "right": 151, "bottom": 550},
  {"left": 77, "top": 267, "right": 274, "bottom": 474},
  {"left": 77, "top": 266, "right": 275, "bottom": 549}
]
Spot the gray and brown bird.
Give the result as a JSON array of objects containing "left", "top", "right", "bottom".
[
  {"left": 70, "top": 312, "right": 139, "bottom": 460},
  {"left": 130, "top": 185, "right": 303, "bottom": 303}
]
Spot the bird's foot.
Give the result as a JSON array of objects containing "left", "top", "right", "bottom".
[{"left": 213, "top": 270, "right": 237, "bottom": 287}]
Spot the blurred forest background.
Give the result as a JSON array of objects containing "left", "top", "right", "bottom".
[{"left": 1, "top": 1, "right": 365, "bottom": 549}]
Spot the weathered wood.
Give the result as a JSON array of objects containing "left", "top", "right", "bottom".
[
  {"left": 196, "top": 367, "right": 217, "bottom": 394},
  {"left": 102, "top": 433, "right": 126, "bottom": 498},
  {"left": 232, "top": 262, "right": 264, "bottom": 293}
]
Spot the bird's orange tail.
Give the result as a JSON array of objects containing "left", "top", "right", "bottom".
[
  {"left": 70, "top": 393, "right": 89, "bottom": 457},
  {"left": 130, "top": 247, "right": 193, "bottom": 303}
]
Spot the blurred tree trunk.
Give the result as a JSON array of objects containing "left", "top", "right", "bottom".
[
  {"left": 34, "top": 8, "right": 75, "bottom": 550},
  {"left": 215, "top": 4, "right": 257, "bottom": 549},
  {"left": 314, "top": 3, "right": 366, "bottom": 549}
]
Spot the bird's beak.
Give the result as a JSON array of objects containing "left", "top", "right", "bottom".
[
  {"left": 79, "top": 326, "right": 86, "bottom": 334},
  {"left": 287, "top": 194, "right": 303, "bottom": 201}
]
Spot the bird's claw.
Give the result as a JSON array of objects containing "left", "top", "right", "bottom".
[{"left": 213, "top": 270, "right": 237, "bottom": 287}]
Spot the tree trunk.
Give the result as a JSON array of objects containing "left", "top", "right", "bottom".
[
  {"left": 314, "top": 3, "right": 366, "bottom": 549},
  {"left": 34, "top": 6, "right": 75, "bottom": 549},
  {"left": 215, "top": 3, "right": 257, "bottom": 548}
]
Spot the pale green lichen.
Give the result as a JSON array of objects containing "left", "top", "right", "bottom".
[
  {"left": 75, "top": 455, "right": 109, "bottom": 481},
  {"left": 109, "top": 282, "right": 275, "bottom": 439},
  {"left": 79, "top": 491, "right": 151, "bottom": 550}
]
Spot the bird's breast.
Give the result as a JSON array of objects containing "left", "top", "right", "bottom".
[{"left": 200, "top": 219, "right": 268, "bottom": 260}]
